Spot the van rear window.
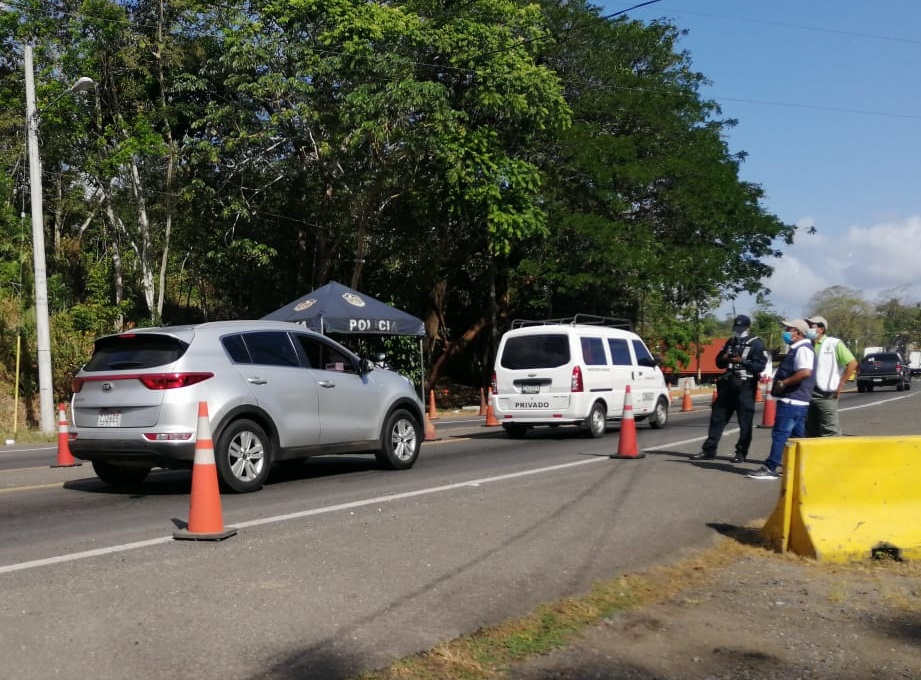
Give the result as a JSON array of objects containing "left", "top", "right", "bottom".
[{"left": 501, "top": 334, "right": 570, "bottom": 369}]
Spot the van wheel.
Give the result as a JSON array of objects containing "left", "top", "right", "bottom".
[
  {"left": 585, "top": 402, "right": 607, "bottom": 438},
  {"left": 648, "top": 397, "right": 669, "bottom": 429},
  {"left": 503, "top": 423, "right": 528, "bottom": 439}
]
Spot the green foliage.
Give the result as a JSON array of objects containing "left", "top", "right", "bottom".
[
  {"left": 0, "top": 0, "right": 806, "bottom": 427},
  {"left": 806, "top": 285, "right": 881, "bottom": 351}
]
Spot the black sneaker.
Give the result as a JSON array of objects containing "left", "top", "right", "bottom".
[
  {"left": 746, "top": 466, "right": 779, "bottom": 480},
  {"left": 690, "top": 451, "right": 716, "bottom": 460},
  {"left": 731, "top": 454, "right": 747, "bottom": 464}
]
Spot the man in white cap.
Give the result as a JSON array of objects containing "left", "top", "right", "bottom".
[
  {"left": 805, "top": 314, "right": 857, "bottom": 436},
  {"left": 748, "top": 319, "right": 815, "bottom": 480}
]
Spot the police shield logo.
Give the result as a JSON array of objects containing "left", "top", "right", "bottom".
[
  {"left": 342, "top": 293, "right": 366, "bottom": 308},
  {"left": 294, "top": 298, "right": 317, "bottom": 312}
]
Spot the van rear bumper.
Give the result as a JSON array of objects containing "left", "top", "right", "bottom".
[{"left": 493, "top": 392, "right": 592, "bottom": 424}]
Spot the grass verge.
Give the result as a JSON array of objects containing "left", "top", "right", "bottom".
[
  {"left": 357, "top": 529, "right": 762, "bottom": 680},
  {"left": 356, "top": 525, "right": 921, "bottom": 680}
]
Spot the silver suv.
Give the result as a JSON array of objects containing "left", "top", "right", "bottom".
[{"left": 69, "top": 320, "right": 425, "bottom": 492}]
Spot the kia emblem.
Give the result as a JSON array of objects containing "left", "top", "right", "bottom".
[{"left": 101, "top": 382, "right": 113, "bottom": 392}]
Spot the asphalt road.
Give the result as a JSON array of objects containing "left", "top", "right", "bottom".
[{"left": 1, "top": 389, "right": 917, "bottom": 680}]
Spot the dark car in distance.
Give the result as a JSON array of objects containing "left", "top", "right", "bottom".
[{"left": 856, "top": 352, "right": 912, "bottom": 393}]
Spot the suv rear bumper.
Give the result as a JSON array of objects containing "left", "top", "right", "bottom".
[{"left": 70, "top": 434, "right": 196, "bottom": 469}]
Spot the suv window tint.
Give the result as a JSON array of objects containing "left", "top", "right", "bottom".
[
  {"left": 293, "top": 335, "right": 357, "bottom": 373},
  {"left": 581, "top": 337, "right": 607, "bottom": 365},
  {"left": 221, "top": 334, "right": 251, "bottom": 364},
  {"left": 242, "top": 331, "right": 299, "bottom": 367},
  {"left": 608, "top": 338, "right": 633, "bottom": 366},
  {"left": 501, "top": 334, "right": 571, "bottom": 370},
  {"left": 83, "top": 334, "right": 188, "bottom": 371},
  {"left": 632, "top": 339, "right": 656, "bottom": 367}
]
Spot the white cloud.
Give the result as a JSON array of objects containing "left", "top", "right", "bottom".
[{"left": 719, "top": 216, "right": 921, "bottom": 318}]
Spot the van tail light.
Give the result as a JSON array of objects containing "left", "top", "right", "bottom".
[
  {"left": 571, "top": 366, "right": 584, "bottom": 392},
  {"left": 490, "top": 372, "right": 498, "bottom": 395},
  {"left": 71, "top": 372, "right": 214, "bottom": 392}
]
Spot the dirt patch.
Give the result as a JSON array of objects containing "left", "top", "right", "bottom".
[{"left": 504, "top": 538, "right": 921, "bottom": 680}]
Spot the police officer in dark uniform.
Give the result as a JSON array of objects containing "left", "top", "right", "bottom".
[{"left": 691, "top": 314, "right": 769, "bottom": 463}]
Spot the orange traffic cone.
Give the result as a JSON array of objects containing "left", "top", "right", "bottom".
[
  {"left": 484, "top": 387, "right": 500, "bottom": 427},
  {"left": 681, "top": 382, "right": 693, "bottom": 412},
  {"left": 51, "top": 403, "right": 81, "bottom": 468},
  {"left": 759, "top": 394, "right": 777, "bottom": 428},
  {"left": 754, "top": 381, "right": 764, "bottom": 403},
  {"left": 428, "top": 389, "right": 439, "bottom": 420},
  {"left": 478, "top": 387, "right": 488, "bottom": 416},
  {"left": 712, "top": 387, "right": 718, "bottom": 404},
  {"left": 424, "top": 415, "right": 437, "bottom": 441},
  {"left": 611, "top": 385, "right": 645, "bottom": 459},
  {"left": 174, "top": 402, "right": 237, "bottom": 541}
]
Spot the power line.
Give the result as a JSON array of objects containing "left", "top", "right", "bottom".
[{"left": 663, "top": 9, "right": 921, "bottom": 47}]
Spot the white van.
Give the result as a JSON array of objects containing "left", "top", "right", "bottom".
[{"left": 491, "top": 315, "right": 670, "bottom": 438}]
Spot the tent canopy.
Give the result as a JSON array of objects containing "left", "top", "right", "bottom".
[{"left": 262, "top": 281, "right": 425, "bottom": 336}]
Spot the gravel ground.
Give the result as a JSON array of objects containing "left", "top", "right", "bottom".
[{"left": 503, "top": 539, "right": 921, "bottom": 680}]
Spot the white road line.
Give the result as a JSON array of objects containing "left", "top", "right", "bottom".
[
  {"left": 0, "top": 458, "right": 602, "bottom": 575},
  {"left": 0, "top": 537, "right": 173, "bottom": 575},
  {"left": 3, "top": 393, "right": 911, "bottom": 575}
]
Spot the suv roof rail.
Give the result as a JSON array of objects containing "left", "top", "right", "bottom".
[{"left": 510, "top": 314, "right": 632, "bottom": 330}]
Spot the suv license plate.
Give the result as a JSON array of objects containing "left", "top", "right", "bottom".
[
  {"left": 97, "top": 410, "right": 122, "bottom": 427},
  {"left": 522, "top": 384, "right": 540, "bottom": 394}
]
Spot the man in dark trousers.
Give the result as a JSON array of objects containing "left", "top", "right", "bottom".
[{"left": 691, "top": 314, "right": 769, "bottom": 463}]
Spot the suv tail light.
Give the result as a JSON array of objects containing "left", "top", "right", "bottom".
[
  {"left": 72, "top": 372, "right": 214, "bottom": 392},
  {"left": 571, "top": 366, "right": 583, "bottom": 392},
  {"left": 490, "top": 372, "right": 498, "bottom": 395}
]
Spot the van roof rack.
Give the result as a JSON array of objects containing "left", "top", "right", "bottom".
[{"left": 510, "top": 314, "right": 632, "bottom": 330}]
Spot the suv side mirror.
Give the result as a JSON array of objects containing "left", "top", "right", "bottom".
[{"left": 359, "top": 358, "right": 375, "bottom": 374}]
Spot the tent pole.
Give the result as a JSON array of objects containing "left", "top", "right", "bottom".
[{"left": 418, "top": 339, "right": 425, "bottom": 401}]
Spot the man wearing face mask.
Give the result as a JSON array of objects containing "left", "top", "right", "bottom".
[
  {"left": 692, "top": 314, "right": 769, "bottom": 464},
  {"left": 748, "top": 319, "right": 816, "bottom": 480},
  {"left": 805, "top": 315, "right": 858, "bottom": 437}
]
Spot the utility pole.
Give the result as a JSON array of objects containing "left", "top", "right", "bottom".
[
  {"left": 24, "top": 44, "right": 94, "bottom": 434},
  {"left": 24, "top": 43, "right": 55, "bottom": 434}
]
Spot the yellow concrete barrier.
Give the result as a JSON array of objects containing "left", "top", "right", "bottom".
[{"left": 762, "top": 436, "right": 921, "bottom": 562}]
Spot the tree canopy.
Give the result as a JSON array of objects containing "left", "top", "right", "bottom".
[{"left": 0, "top": 0, "right": 807, "bottom": 419}]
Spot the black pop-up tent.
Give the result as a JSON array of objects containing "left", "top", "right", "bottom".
[
  {"left": 262, "top": 281, "right": 426, "bottom": 398},
  {"left": 262, "top": 280, "right": 425, "bottom": 336}
]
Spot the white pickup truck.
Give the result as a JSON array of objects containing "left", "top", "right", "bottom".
[{"left": 909, "top": 350, "right": 921, "bottom": 377}]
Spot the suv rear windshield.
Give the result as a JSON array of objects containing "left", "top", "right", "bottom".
[
  {"left": 83, "top": 334, "right": 189, "bottom": 371},
  {"left": 501, "top": 334, "right": 571, "bottom": 370}
]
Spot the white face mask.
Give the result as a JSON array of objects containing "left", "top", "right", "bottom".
[
  {"left": 733, "top": 328, "right": 749, "bottom": 338},
  {"left": 806, "top": 329, "right": 818, "bottom": 341}
]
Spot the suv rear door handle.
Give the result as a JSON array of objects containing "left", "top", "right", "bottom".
[
  {"left": 318, "top": 380, "right": 336, "bottom": 388},
  {"left": 247, "top": 377, "right": 268, "bottom": 385}
]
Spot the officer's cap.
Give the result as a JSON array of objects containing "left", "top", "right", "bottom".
[{"left": 732, "top": 314, "right": 751, "bottom": 329}]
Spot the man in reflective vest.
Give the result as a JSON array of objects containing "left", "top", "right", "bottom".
[{"left": 804, "top": 314, "right": 857, "bottom": 436}]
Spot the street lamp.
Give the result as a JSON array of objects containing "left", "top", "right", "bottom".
[{"left": 24, "top": 44, "right": 95, "bottom": 433}]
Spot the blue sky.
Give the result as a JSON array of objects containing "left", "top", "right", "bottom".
[{"left": 608, "top": 0, "right": 921, "bottom": 319}]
